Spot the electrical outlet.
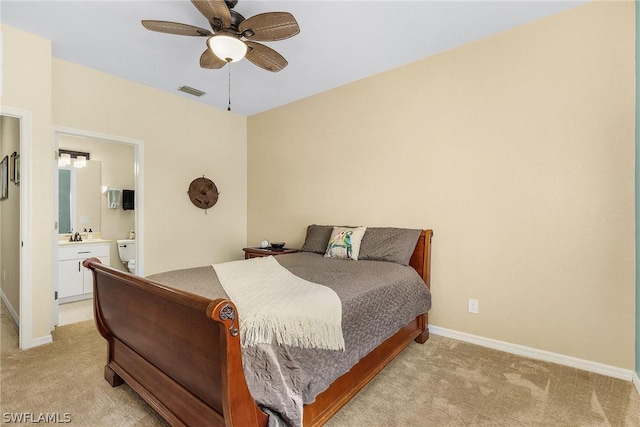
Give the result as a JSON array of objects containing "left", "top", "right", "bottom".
[{"left": 468, "top": 298, "right": 479, "bottom": 314}]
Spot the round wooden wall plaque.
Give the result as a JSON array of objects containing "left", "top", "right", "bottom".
[{"left": 188, "top": 177, "right": 219, "bottom": 210}]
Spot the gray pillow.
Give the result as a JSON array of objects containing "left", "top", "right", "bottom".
[
  {"left": 359, "top": 227, "right": 422, "bottom": 265},
  {"left": 300, "top": 225, "right": 334, "bottom": 254}
]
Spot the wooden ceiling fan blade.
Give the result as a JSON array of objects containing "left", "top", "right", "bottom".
[
  {"left": 239, "top": 12, "right": 300, "bottom": 41},
  {"left": 191, "top": 0, "right": 231, "bottom": 28},
  {"left": 142, "top": 20, "right": 212, "bottom": 37},
  {"left": 245, "top": 41, "right": 288, "bottom": 72},
  {"left": 200, "top": 49, "right": 227, "bottom": 69}
]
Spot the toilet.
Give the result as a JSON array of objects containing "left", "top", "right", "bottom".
[{"left": 117, "top": 239, "right": 136, "bottom": 273}]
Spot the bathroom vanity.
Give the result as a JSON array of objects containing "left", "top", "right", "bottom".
[{"left": 58, "top": 240, "right": 110, "bottom": 303}]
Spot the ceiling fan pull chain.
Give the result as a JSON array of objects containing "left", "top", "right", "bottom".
[{"left": 227, "top": 65, "right": 232, "bottom": 112}]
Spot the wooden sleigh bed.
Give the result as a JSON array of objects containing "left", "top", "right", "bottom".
[{"left": 82, "top": 228, "right": 433, "bottom": 427}]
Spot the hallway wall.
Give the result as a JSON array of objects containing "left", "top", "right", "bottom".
[{"left": 0, "top": 116, "right": 21, "bottom": 320}]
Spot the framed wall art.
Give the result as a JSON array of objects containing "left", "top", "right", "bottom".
[
  {"left": 9, "top": 152, "right": 16, "bottom": 182},
  {"left": 14, "top": 154, "right": 20, "bottom": 185},
  {"left": 1, "top": 155, "right": 8, "bottom": 200}
]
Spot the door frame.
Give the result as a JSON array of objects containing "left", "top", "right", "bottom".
[
  {"left": 52, "top": 126, "right": 145, "bottom": 328},
  {"left": 1, "top": 106, "right": 33, "bottom": 349}
]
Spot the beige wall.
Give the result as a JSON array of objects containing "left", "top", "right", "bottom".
[
  {"left": 2, "top": 24, "right": 247, "bottom": 344},
  {"left": 0, "top": 116, "right": 21, "bottom": 317},
  {"left": 247, "top": 2, "right": 636, "bottom": 369}
]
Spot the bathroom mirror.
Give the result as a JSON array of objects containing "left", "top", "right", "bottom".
[{"left": 58, "top": 159, "right": 101, "bottom": 234}]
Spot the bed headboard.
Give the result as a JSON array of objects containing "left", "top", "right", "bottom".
[{"left": 409, "top": 229, "right": 433, "bottom": 288}]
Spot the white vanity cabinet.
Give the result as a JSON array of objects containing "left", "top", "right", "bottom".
[{"left": 58, "top": 242, "right": 110, "bottom": 303}]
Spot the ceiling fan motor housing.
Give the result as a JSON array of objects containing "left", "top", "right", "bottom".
[
  {"left": 224, "top": 0, "right": 238, "bottom": 9},
  {"left": 229, "top": 10, "right": 245, "bottom": 32},
  {"left": 212, "top": 9, "right": 245, "bottom": 32}
]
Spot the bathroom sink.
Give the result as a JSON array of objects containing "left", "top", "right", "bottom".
[{"left": 59, "top": 238, "right": 111, "bottom": 245}]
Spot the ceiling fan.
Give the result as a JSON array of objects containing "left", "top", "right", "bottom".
[{"left": 142, "top": 0, "right": 300, "bottom": 72}]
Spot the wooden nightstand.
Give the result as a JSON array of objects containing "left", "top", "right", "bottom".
[{"left": 243, "top": 247, "right": 299, "bottom": 259}]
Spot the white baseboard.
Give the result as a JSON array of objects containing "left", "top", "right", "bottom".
[
  {"left": 30, "top": 334, "right": 53, "bottom": 348},
  {"left": 0, "top": 288, "right": 19, "bottom": 326},
  {"left": 1, "top": 288, "right": 52, "bottom": 349},
  {"left": 633, "top": 371, "right": 640, "bottom": 396},
  {"left": 429, "top": 325, "right": 634, "bottom": 382}
]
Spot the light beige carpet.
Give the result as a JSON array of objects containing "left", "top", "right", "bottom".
[{"left": 2, "top": 302, "right": 639, "bottom": 427}]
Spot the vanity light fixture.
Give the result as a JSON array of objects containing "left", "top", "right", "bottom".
[
  {"left": 74, "top": 155, "right": 87, "bottom": 168},
  {"left": 59, "top": 149, "right": 90, "bottom": 168},
  {"left": 58, "top": 152, "right": 71, "bottom": 167}
]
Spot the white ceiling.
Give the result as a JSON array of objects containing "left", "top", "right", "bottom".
[{"left": 1, "top": 0, "right": 585, "bottom": 117}]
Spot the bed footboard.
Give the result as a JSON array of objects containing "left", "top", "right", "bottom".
[{"left": 83, "top": 258, "right": 268, "bottom": 427}]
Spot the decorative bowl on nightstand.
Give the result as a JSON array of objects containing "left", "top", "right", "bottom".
[{"left": 270, "top": 242, "right": 285, "bottom": 249}]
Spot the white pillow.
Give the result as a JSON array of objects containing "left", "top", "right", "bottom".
[{"left": 324, "top": 226, "right": 367, "bottom": 260}]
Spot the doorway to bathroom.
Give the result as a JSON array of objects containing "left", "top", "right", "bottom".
[{"left": 53, "top": 127, "right": 144, "bottom": 328}]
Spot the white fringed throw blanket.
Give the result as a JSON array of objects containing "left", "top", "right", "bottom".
[{"left": 212, "top": 256, "right": 345, "bottom": 351}]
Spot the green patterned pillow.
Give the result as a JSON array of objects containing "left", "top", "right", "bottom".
[{"left": 324, "top": 226, "right": 367, "bottom": 260}]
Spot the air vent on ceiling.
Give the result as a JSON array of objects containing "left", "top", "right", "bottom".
[{"left": 178, "top": 85, "right": 206, "bottom": 97}]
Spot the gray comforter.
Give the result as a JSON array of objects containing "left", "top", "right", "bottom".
[{"left": 147, "top": 252, "right": 431, "bottom": 427}]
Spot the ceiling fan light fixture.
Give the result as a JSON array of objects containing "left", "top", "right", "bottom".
[{"left": 207, "top": 34, "right": 247, "bottom": 63}]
